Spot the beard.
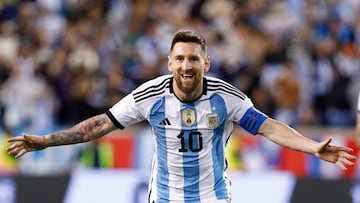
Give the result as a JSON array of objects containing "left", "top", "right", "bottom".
[{"left": 173, "top": 73, "right": 200, "bottom": 94}]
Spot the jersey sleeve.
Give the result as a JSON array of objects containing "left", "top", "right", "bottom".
[
  {"left": 229, "top": 96, "right": 268, "bottom": 135},
  {"left": 107, "top": 93, "right": 146, "bottom": 129},
  {"left": 238, "top": 107, "right": 268, "bottom": 135}
]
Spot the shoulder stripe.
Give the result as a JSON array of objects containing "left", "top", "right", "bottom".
[
  {"left": 133, "top": 78, "right": 171, "bottom": 103},
  {"left": 207, "top": 79, "right": 246, "bottom": 100},
  {"left": 207, "top": 86, "right": 245, "bottom": 100},
  {"left": 135, "top": 85, "right": 169, "bottom": 103}
]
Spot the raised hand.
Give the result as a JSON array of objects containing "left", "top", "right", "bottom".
[
  {"left": 314, "top": 137, "right": 356, "bottom": 170},
  {"left": 7, "top": 134, "right": 47, "bottom": 158}
]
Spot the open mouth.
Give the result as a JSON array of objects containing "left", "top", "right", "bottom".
[{"left": 181, "top": 74, "right": 194, "bottom": 80}]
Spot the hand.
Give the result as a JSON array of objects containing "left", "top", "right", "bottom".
[
  {"left": 6, "top": 134, "right": 47, "bottom": 158},
  {"left": 315, "top": 138, "right": 356, "bottom": 170}
]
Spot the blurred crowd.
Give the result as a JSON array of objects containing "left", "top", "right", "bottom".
[{"left": 0, "top": 0, "right": 360, "bottom": 135}]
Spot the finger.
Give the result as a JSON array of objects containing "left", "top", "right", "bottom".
[
  {"left": 7, "top": 146, "right": 23, "bottom": 156},
  {"left": 6, "top": 144, "right": 16, "bottom": 152},
  {"left": 15, "top": 149, "right": 27, "bottom": 159},
  {"left": 341, "top": 158, "right": 355, "bottom": 166},
  {"left": 337, "top": 146, "right": 354, "bottom": 152},
  {"left": 335, "top": 157, "right": 350, "bottom": 171},
  {"left": 335, "top": 161, "right": 347, "bottom": 171},
  {"left": 339, "top": 151, "right": 357, "bottom": 160},
  {"left": 338, "top": 156, "right": 355, "bottom": 166},
  {"left": 322, "top": 137, "right": 332, "bottom": 146},
  {"left": 328, "top": 146, "right": 354, "bottom": 153},
  {"left": 7, "top": 136, "right": 26, "bottom": 143},
  {"left": 6, "top": 142, "right": 22, "bottom": 152}
]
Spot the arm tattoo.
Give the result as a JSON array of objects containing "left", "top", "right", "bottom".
[{"left": 48, "top": 114, "right": 117, "bottom": 146}]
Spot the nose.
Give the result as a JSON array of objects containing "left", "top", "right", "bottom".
[{"left": 183, "top": 58, "right": 192, "bottom": 70}]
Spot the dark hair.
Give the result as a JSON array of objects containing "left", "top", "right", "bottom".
[{"left": 170, "top": 30, "right": 207, "bottom": 53}]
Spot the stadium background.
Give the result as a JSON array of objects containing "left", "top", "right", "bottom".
[{"left": 0, "top": 0, "right": 360, "bottom": 202}]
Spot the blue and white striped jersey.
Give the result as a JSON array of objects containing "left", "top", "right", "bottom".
[{"left": 107, "top": 75, "right": 268, "bottom": 202}]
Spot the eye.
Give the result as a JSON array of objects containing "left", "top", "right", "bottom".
[
  {"left": 175, "top": 56, "right": 184, "bottom": 62},
  {"left": 190, "top": 56, "right": 199, "bottom": 62}
]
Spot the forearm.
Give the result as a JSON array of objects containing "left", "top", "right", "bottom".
[
  {"left": 258, "top": 118, "right": 318, "bottom": 154},
  {"left": 44, "top": 113, "right": 117, "bottom": 147}
]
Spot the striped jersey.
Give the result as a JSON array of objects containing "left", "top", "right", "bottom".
[{"left": 107, "top": 75, "right": 267, "bottom": 202}]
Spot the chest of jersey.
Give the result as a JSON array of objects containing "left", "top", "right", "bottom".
[{"left": 149, "top": 94, "right": 229, "bottom": 155}]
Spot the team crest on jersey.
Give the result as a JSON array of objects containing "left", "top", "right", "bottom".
[
  {"left": 206, "top": 113, "right": 219, "bottom": 128},
  {"left": 181, "top": 109, "right": 196, "bottom": 127}
]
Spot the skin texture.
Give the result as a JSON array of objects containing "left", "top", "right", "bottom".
[
  {"left": 6, "top": 36, "right": 356, "bottom": 171},
  {"left": 7, "top": 114, "right": 117, "bottom": 158}
]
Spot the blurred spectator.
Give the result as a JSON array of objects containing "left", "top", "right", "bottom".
[
  {"left": 310, "top": 36, "right": 337, "bottom": 125},
  {"left": 324, "top": 65, "right": 355, "bottom": 126},
  {"left": 273, "top": 60, "right": 300, "bottom": 126},
  {"left": 0, "top": 60, "right": 58, "bottom": 136}
]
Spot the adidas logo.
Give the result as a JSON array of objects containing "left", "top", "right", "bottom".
[{"left": 159, "top": 118, "right": 171, "bottom": 125}]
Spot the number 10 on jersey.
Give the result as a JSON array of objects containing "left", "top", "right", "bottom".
[{"left": 177, "top": 131, "right": 203, "bottom": 152}]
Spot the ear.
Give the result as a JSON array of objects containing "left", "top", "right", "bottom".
[
  {"left": 204, "top": 55, "right": 210, "bottom": 73},
  {"left": 167, "top": 55, "right": 173, "bottom": 72}
]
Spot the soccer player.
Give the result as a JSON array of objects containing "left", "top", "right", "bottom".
[{"left": 6, "top": 30, "right": 356, "bottom": 203}]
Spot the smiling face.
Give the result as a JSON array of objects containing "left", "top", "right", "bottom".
[{"left": 168, "top": 42, "right": 210, "bottom": 102}]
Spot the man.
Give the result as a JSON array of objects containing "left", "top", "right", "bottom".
[{"left": 6, "top": 30, "right": 356, "bottom": 203}]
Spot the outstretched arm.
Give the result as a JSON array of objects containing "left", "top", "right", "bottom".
[
  {"left": 7, "top": 113, "right": 117, "bottom": 158},
  {"left": 258, "top": 118, "right": 356, "bottom": 170}
]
